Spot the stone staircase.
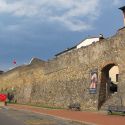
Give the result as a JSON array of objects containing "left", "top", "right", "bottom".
[{"left": 100, "top": 92, "right": 122, "bottom": 111}]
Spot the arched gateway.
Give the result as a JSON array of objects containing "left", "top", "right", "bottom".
[{"left": 98, "top": 63, "right": 119, "bottom": 109}]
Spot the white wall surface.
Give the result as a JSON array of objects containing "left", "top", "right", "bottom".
[{"left": 77, "top": 38, "right": 99, "bottom": 49}]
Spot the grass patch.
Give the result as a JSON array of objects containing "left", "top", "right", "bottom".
[
  {"left": 8, "top": 102, "right": 65, "bottom": 110},
  {"left": 108, "top": 111, "right": 125, "bottom": 116},
  {"left": 29, "top": 104, "right": 65, "bottom": 110}
]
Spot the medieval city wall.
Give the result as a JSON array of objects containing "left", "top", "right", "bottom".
[{"left": 0, "top": 28, "right": 125, "bottom": 110}]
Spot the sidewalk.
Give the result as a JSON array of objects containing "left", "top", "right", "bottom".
[{"left": 7, "top": 104, "right": 125, "bottom": 125}]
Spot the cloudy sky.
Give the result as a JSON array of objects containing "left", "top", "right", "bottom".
[{"left": 0, "top": 0, "right": 124, "bottom": 71}]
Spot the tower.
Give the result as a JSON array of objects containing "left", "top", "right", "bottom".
[{"left": 119, "top": 6, "right": 125, "bottom": 26}]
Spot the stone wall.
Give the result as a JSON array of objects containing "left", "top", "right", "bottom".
[{"left": 0, "top": 28, "right": 125, "bottom": 110}]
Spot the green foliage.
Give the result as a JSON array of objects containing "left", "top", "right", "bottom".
[
  {"left": 108, "top": 112, "right": 125, "bottom": 116},
  {"left": 0, "top": 89, "right": 8, "bottom": 94},
  {"left": 0, "top": 87, "right": 16, "bottom": 94},
  {"left": 10, "top": 103, "right": 64, "bottom": 110},
  {"left": 27, "top": 103, "right": 65, "bottom": 110},
  {"left": 33, "top": 104, "right": 64, "bottom": 110}
]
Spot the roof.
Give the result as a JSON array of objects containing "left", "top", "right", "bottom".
[
  {"left": 0, "top": 71, "right": 4, "bottom": 74},
  {"left": 55, "top": 46, "right": 76, "bottom": 57},
  {"left": 29, "top": 58, "right": 45, "bottom": 64},
  {"left": 76, "top": 37, "right": 99, "bottom": 47},
  {"left": 55, "top": 36, "right": 103, "bottom": 57},
  {"left": 118, "top": 27, "right": 125, "bottom": 31},
  {"left": 119, "top": 6, "right": 125, "bottom": 11}
]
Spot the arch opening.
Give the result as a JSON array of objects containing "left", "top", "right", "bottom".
[{"left": 98, "top": 63, "right": 119, "bottom": 109}]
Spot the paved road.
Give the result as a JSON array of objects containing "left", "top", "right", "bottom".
[
  {"left": 0, "top": 108, "right": 25, "bottom": 125},
  {"left": 0, "top": 107, "right": 88, "bottom": 125}
]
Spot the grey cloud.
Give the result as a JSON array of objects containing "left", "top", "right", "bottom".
[{"left": 0, "top": 0, "right": 100, "bottom": 31}]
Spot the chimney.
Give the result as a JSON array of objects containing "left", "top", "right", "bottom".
[
  {"left": 99, "top": 34, "right": 104, "bottom": 40},
  {"left": 119, "top": 6, "right": 125, "bottom": 26}
]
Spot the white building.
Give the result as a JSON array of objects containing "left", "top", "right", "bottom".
[
  {"left": 76, "top": 37, "right": 100, "bottom": 49},
  {"left": 55, "top": 35, "right": 104, "bottom": 57}
]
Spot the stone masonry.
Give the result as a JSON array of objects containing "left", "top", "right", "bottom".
[{"left": 0, "top": 28, "right": 125, "bottom": 111}]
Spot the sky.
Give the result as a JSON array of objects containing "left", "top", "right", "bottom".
[{"left": 0, "top": 0, "right": 124, "bottom": 71}]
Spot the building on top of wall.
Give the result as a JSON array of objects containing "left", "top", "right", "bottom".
[
  {"left": 77, "top": 34, "right": 104, "bottom": 49},
  {"left": 119, "top": 6, "right": 125, "bottom": 26},
  {"left": 55, "top": 34, "right": 104, "bottom": 57},
  {"left": 0, "top": 71, "right": 4, "bottom": 74}
]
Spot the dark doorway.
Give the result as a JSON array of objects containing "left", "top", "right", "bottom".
[{"left": 98, "top": 63, "right": 119, "bottom": 109}]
